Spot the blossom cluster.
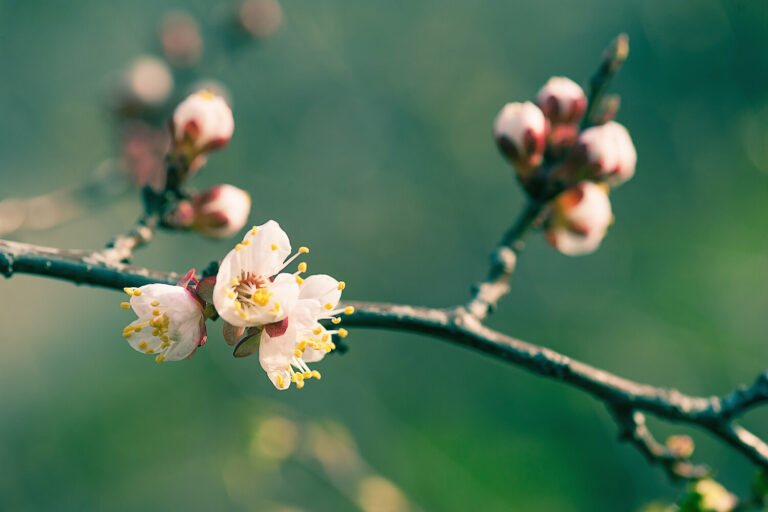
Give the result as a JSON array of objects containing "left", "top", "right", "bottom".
[
  {"left": 121, "top": 220, "right": 350, "bottom": 390},
  {"left": 494, "top": 76, "right": 637, "bottom": 255}
]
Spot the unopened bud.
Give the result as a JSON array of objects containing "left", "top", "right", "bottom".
[
  {"left": 603, "top": 33, "right": 629, "bottom": 74},
  {"left": 536, "top": 77, "right": 587, "bottom": 125},
  {"left": 160, "top": 11, "right": 203, "bottom": 68},
  {"left": 163, "top": 200, "right": 195, "bottom": 229},
  {"left": 191, "top": 184, "right": 251, "bottom": 238},
  {"left": 493, "top": 101, "right": 548, "bottom": 178},
  {"left": 171, "top": 90, "right": 235, "bottom": 158},
  {"left": 665, "top": 435, "right": 694, "bottom": 459},
  {"left": 568, "top": 121, "right": 636, "bottom": 187},
  {"left": 238, "top": 0, "right": 284, "bottom": 39},
  {"left": 110, "top": 56, "right": 174, "bottom": 113},
  {"left": 545, "top": 181, "right": 612, "bottom": 256}
]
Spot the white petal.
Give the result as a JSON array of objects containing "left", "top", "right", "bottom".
[
  {"left": 259, "top": 326, "right": 297, "bottom": 390},
  {"left": 299, "top": 274, "right": 341, "bottom": 311}
]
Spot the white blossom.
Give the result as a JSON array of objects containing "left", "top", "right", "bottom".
[
  {"left": 258, "top": 274, "right": 351, "bottom": 390},
  {"left": 213, "top": 220, "right": 305, "bottom": 327},
  {"left": 121, "top": 283, "right": 206, "bottom": 362}
]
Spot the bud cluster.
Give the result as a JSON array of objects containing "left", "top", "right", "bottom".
[{"left": 494, "top": 60, "right": 636, "bottom": 256}]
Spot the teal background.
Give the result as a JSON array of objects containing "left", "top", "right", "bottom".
[{"left": 0, "top": 0, "right": 767, "bottom": 510}]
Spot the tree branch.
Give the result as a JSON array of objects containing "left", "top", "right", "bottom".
[{"left": 2, "top": 237, "right": 768, "bottom": 474}]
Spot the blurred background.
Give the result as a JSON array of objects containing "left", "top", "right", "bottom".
[{"left": 0, "top": 0, "right": 766, "bottom": 510}]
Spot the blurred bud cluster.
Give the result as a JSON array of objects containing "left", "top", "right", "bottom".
[
  {"left": 101, "top": 2, "right": 286, "bottom": 239},
  {"left": 494, "top": 35, "right": 636, "bottom": 256}
]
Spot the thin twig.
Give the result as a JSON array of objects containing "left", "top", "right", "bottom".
[
  {"left": 465, "top": 200, "right": 544, "bottom": 319},
  {"left": 610, "top": 406, "right": 709, "bottom": 482}
]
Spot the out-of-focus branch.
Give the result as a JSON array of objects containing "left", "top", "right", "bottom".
[
  {"left": 582, "top": 33, "right": 629, "bottom": 128},
  {"left": 0, "top": 159, "right": 131, "bottom": 236},
  {"left": 2, "top": 238, "right": 764, "bottom": 475}
]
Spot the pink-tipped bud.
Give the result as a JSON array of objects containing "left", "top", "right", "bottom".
[
  {"left": 536, "top": 77, "right": 587, "bottom": 125},
  {"left": 161, "top": 11, "right": 203, "bottom": 68},
  {"left": 545, "top": 181, "right": 612, "bottom": 256},
  {"left": 569, "top": 121, "right": 636, "bottom": 187},
  {"left": 493, "top": 101, "right": 548, "bottom": 177},
  {"left": 191, "top": 184, "right": 251, "bottom": 238},
  {"left": 171, "top": 90, "right": 234, "bottom": 158}
]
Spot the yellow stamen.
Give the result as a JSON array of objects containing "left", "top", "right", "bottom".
[
  {"left": 133, "top": 289, "right": 142, "bottom": 296},
  {"left": 297, "top": 262, "right": 307, "bottom": 273},
  {"left": 311, "top": 370, "right": 322, "bottom": 380},
  {"left": 271, "top": 244, "right": 278, "bottom": 251},
  {"left": 298, "top": 246, "right": 309, "bottom": 254},
  {"left": 235, "top": 244, "right": 243, "bottom": 252},
  {"left": 155, "top": 355, "right": 166, "bottom": 363},
  {"left": 276, "top": 374, "right": 285, "bottom": 388},
  {"left": 151, "top": 300, "right": 160, "bottom": 307},
  {"left": 138, "top": 341, "right": 148, "bottom": 350},
  {"left": 296, "top": 276, "right": 304, "bottom": 284},
  {"left": 338, "top": 328, "right": 348, "bottom": 338},
  {"left": 120, "top": 302, "right": 131, "bottom": 309},
  {"left": 312, "top": 327, "right": 323, "bottom": 335},
  {"left": 252, "top": 288, "right": 272, "bottom": 307},
  {"left": 145, "top": 348, "right": 154, "bottom": 354},
  {"left": 337, "top": 281, "right": 346, "bottom": 290},
  {"left": 296, "top": 379, "right": 305, "bottom": 389},
  {"left": 344, "top": 306, "right": 355, "bottom": 315},
  {"left": 332, "top": 317, "right": 342, "bottom": 325},
  {"left": 324, "top": 303, "right": 333, "bottom": 310},
  {"left": 152, "top": 309, "right": 160, "bottom": 316}
]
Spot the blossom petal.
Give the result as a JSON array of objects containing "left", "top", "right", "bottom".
[{"left": 299, "top": 274, "right": 342, "bottom": 315}]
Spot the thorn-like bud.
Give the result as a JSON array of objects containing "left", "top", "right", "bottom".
[
  {"left": 536, "top": 77, "right": 587, "bottom": 126},
  {"left": 545, "top": 181, "right": 612, "bottom": 256},
  {"left": 171, "top": 90, "right": 235, "bottom": 159},
  {"left": 568, "top": 121, "right": 637, "bottom": 187},
  {"left": 190, "top": 184, "right": 251, "bottom": 239},
  {"left": 603, "top": 34, "right": 629, "bottom": 73},
  {"left": 493, "top": 101, "right": 548, "bottom": 179},
  {"left": 160, "top": 11, "right": 203, "bottom": 68}
]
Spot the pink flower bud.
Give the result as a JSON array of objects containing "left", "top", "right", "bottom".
[
  {"left": 568, "top": 121, "right": 637, "bottom": 187},
  {"left": 110, "top": 56, "right": 174, "bottom": 113},
  {"left": 536, "top": 77, "right": 587, "bottom": 125},
  {"left": 171, "top": 90, "right": 234, "bottom": 157},
  {"left": 545, "top": 181, "right": 612, "bottom": 256},
  {"left": 238, "top": 0, "right": 284, "bottom": 39},
  {"left": 192, "top": 184, "right": 251, "bottom": 238},
  {"left": 160, "top": 11, "right": 203, "bottom": 68},
  {"left": 493, "top": 101, "right": 548, "bottom": 176}
]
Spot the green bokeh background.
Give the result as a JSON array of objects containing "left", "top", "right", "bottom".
[{"left": 1, "top": 0, "right": 767, "bottom": 510}]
